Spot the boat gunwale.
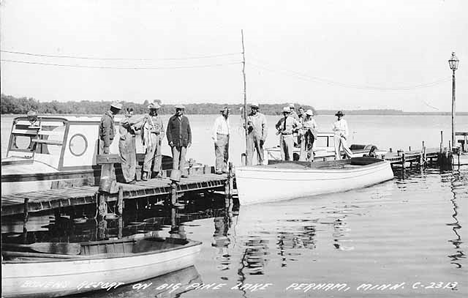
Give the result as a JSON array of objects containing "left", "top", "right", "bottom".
[
  {"left": 237, "top": 159, "right": 390, "bottom": 174},
  {"left": 2, "top": 238, "right": 202, "bottom": 264}
]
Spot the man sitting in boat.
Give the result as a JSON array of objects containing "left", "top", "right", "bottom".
[
  {"left": 275, "top": 107, "right": 302, "bottom": 161},
  {"left": 99, "top": 102, "right": 122, "bottom": 154},
  {"left": 299, "top": 109, "right": 318, "bottom": 161},
  {"left": 332, "top": 110, "right": 353, "bottom": 160}
]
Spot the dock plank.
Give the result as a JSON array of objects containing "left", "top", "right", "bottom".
[{"left": 1, "top": 173, "right": 227, "bottom": 217}]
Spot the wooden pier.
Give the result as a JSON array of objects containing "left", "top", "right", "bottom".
[{"left": 1, "top": 173, "right": 229, "bottom": 217}]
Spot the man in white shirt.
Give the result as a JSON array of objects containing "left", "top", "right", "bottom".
[
  {"left": 275, "top": 107, "right": 302, "bottom": 161},
  {"left": 332, "top": 111, "right": 353, "bottom": 159},
  {"left": 212, "top": 107, "right": 230, "bottom": 174}
]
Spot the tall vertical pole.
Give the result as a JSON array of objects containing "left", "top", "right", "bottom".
[
  {"left": 241, "top": 30, "right": 248, "bottom": 155},
  {"left": 451, "top": 69, "right": 456, "bottom": 149}
]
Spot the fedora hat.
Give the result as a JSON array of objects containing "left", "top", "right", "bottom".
[
  {"left": 306, "top": 109, "right": 314, "bottom": 116},
  {"left": 110, "top": 102, "right": 122, "bottom": 110},
  {"left": 282, "top": 107, "right": 291, "bottom": 113},
  {"left": 175, "top": 104, "right": 185, "bottom": 110},
  {"left": 148, "top": 102, "right": 161, "bottom": 110},
  {"left": 289, "top": 103, "right": 295, "bottom": 108},
  {"left": 220, "top": 106, "right": 231, "bottom": 113},
  {"left": 335, "top": 110, "right": 344, "bottom": 117},
  {"left": 250, "top": 102, "right": 259, "bottom": 109}
]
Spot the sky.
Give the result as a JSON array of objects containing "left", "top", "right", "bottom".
[{"left": 1, "top": 0, "right": 467, "bottom": 112}]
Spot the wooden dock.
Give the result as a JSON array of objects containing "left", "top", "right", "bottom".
[{"left": 1, "top": 173, "right": 228, "bottom": 217}]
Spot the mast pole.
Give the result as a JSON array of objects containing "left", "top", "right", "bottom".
[{"left": 241, "top": 29, "right": 248, "bottom": 156}]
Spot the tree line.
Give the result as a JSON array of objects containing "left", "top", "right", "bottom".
[{"left": 1, "top": 94, "right": 317, "bottom": 115}]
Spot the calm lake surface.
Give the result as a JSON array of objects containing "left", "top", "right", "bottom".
[{"left": 1, "top": 114, "right": 468, "bottom": 297}]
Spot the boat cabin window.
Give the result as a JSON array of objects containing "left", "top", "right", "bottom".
[{"left": 69, "top": 133, "right": 88, "bottom": 157}]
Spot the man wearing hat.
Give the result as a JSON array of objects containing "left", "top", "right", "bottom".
[
  {"left": 275, "top": 107, "right": 302, "bottom": 161},
  {"left": 245, "top": 103, "right": 268, "bottom": 165},
  {"left": 300, "top": 109, "right": 318, "bottom": 161},
  {"left": 332, "top": 110, "right": 353, "bottom": 159},
  {"left": 141, "top": 101, "right": 165, "bottom": 180},
  {"left": 289, "top": 103, "right": 300, "bottom": 121},
  {"left": 167, "top": 105, "right": 192, "bottom": 178},
  {"left": 212, "top": 107, "right": 231, "bottom": 174},
  {"left": 99, "top": 101, "right": 122, "bottom": 154}
]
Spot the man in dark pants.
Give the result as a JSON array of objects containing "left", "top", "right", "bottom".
[
  {"left": 99, "top": 102, "right": 122, "bottom": 154},
  {"left": 166, "top": 105, "right": 192, "bottom": 178}
]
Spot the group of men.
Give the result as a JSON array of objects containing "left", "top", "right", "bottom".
[
  {"left": 99, "top": 101, "right": 192, "bottom": 184},
  {"left": 98, "top": 101, "right": 354, "bottom": 184}
]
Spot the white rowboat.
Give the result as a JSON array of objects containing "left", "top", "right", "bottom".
[
  {"left": 1, "top": 237, "right": 202, "bottom": 298},
  {"left": 235, "top": 157, "right": 394, "bottom": 205}
]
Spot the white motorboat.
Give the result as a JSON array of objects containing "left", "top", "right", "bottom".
[{"left": 235, "top": 157, "right": 394, "bottom": 205}]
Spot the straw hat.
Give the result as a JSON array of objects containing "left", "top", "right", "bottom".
[
  {"left": 282, "top": 107, "right": 291, "bottom": 113},
  {"left": 306, "top": 109, "right": 314, "bottom": 116},
  {"left": 250, "top": 103, "right": 259, "bottom": 109},
  {"left": 111, "top": 102, "right": 122, "bottom": 110},
  {"left": 148, "top": 102, "right": 161, "bottom": 110},
  {"left": 175, "top": 104, "right": 185, "bottom": 110}
]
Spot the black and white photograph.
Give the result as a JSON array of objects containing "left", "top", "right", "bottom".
[{"left": 1, "top": 0, "right": 467, "bottom": 297}]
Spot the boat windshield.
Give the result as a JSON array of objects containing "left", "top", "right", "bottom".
[{"left": 7, "top": 117, "right": 68, "bottom": 169}]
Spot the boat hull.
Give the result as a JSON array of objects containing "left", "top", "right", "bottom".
[
  {"left": 1, "top": 239, "right": 202, "bottom": 298},
  {"left": 235, "top": 157, "right": 394, "bottom": 205}
]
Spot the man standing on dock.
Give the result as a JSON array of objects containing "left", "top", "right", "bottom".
[
  {"left": 212, "top": 107, "right": 231, "bottom": 174},
  {"left": 99, "top": 102, "right": 122, "bottom": 154},
  {"left": 167, "top": 105, "right": 192, "bottom": 178},
  {"left": 332, "top": 110, "right": 353, "bottom": 160},
  {"left": 119, "top": 108, "right": 138, "bottom": 184},
  {"left": 141, "top": 102, "right": 165, "bottom": 181},
  {"left": 276, "top": 107, "right": 302, "bottom": 161},
  {"left": 245, "top": 103, "right": 268, "bottom": 165}
]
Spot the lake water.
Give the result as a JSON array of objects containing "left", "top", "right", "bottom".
[{"left": 1, "top": 114, "right": 468, "bottom": 297}]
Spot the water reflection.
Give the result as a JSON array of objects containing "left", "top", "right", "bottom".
[
  {"left": 446, "top": 169, "right": 465, "bottom": 269},
  {"left": 71, "top": 266, "right": 202, "bottom": 298}
]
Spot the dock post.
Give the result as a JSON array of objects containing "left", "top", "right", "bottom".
[
  {"left": 23, "top": 198, "right": 29, "bottom": 225},
  {"left": 440, "top": 131, "right": 444, "bottom": 153},
  {"left": 23, "top": 198, "right": 29, "bottom": 241},
  {"left": 96, "top": 192, "right": 108, "bottom": 219},
  {"left": 117, "top": 186, "right": 124, "bottom": 216},
  {"left": 170, "top": 170, "right": 183, "bottom": 208}
]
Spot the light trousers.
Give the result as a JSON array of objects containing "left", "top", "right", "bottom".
[
  {"left": 214, "top": 133, "right": 229, "bottom": 172},
  {"left": 119, "top": 135, "right": 137, "bottom": 182},
  {"left": 334, "top": 134, "right": 353, "bottom": 160},
  {"left": 246, "top": 135, "right": 264, "bottom": 165},
  {"left": 280, "top": 134, "right": 295, "bottom": 161},
  {"left": 143, "top": 134, "right": 162, "bottom": 173}
]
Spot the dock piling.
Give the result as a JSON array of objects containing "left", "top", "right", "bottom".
[{"left": 117, "top": 186, "right": 124, "bottom": 216}]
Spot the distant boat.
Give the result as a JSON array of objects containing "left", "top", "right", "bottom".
[
  {"left": 265, "top": 132, "right": 388, "bottom": 162},
  {"left": 235, "top": 157, "right": 394, "bottom": 205},
  {"left": 1, "top": 236, "right": 202, "bottom": 298}
]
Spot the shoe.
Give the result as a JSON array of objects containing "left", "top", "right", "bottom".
[
  {"left": 215, "top": 171, "right": 223, "bottom": 175},
  {"left": 181, "top": 175, "right": 188, "bottom": 178},
  {"left": 142, "top": 172, "right": 148, "bottom": 181},
  {"left": 128, "top": 180, "right": 136, "bottom": 184}
]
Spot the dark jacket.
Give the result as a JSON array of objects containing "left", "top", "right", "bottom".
[
  {"left": 166, "top": 115, "right": 192, "bottom": 147},
  {"left": 99, "top": 111, "right": 115, "bottom": 147}
]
